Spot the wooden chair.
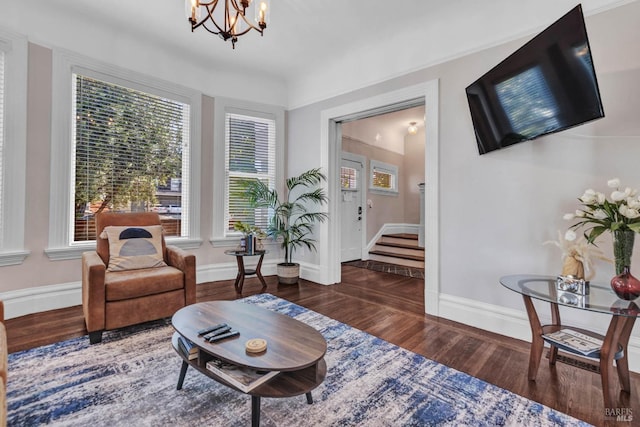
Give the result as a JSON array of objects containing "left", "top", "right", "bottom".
[{"left": 82, "top": 212, "right": 196, "bottom": 344}]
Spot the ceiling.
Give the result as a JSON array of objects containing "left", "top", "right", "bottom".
[
  {"left": 17, "top": 0, "right": 634, "bottom": 108},
  {"left": 342, "top": 106, "right": 426, "bottom": 154}
]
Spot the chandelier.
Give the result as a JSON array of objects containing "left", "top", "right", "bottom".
[{"left": 186, "top": 0, "right": 270, "bottom": 49}]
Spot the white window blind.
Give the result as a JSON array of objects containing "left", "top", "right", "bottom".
[
  {"left": 0, "top": 51, "right": 4, "bottom": 241},
  {"left": 225, "top": 112, "right": 276, "bottom": 233},
  {"left": 73, "top": 74, "right": 190, "bottom": 242}
]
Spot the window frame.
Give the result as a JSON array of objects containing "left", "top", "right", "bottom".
[
  {"left": 46, "top": 49, "right": 202, "bottom": 260},
  {"left": 211, "top": 97, "right": 284, "bottom": 246},
  {"left": 369, "top": 159, "right": 399, "bottom": 195},
  {"left": 0, "top": 29, "right": 28, "bottom": 266}
]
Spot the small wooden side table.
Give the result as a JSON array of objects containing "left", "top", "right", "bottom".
[
  {"left": 500, "top": 274, "right": 639, "bottom": 410},
  {"left": 225, "top": 250, "right": 268, "bottom": 294}
]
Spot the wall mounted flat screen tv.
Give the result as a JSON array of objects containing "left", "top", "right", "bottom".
[{"left": 466, "top": 4, "right": 604, "bottom": 155}]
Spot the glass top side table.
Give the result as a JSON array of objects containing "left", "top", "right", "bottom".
[
  {"left": 225, "top": 250, "right": 268, "bottom": 294},
  {"left": 500, "top": 274, "right": 640, "bottom": 410}
]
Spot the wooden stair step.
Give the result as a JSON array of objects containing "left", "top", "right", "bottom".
[
  {"left": 375, "top": 241, "right": 423, "bottom": 251},
  {"left": 368, "top": 250, "right": 424, "bottom": 262}
]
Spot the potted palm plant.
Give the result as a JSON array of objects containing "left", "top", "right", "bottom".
[{"left": 243, "top": 168, "right": 328, "bottom": 284}]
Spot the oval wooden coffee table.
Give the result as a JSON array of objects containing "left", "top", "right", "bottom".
[{"left": 172, "top": 301, "right": 327, "bottom": 426}]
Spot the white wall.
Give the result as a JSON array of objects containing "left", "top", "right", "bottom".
[{"left": 287, "top": 2, "right": 640, "bottom": 367}]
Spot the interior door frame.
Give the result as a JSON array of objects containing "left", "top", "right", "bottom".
[
  {"left": 339, "top": 151, "right": 366, "bottom": 262},
  {"left": 319, "top": 80, "right": 440, "bottom": 316}
]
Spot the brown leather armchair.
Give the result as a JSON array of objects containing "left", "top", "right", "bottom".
[{"left": 82, "top": 212, "right": 196, "bottom": 344}]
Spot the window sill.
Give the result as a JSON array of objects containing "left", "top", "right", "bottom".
[
  {"left": 45, "top": 237, "right": 203, "bottom": 261},
  {"left": 0, "top": 250, "right": 31, "bottom": 266}
]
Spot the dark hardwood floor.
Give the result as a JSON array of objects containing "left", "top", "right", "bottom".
[{"left": 5, "top": 265, "right": 638, "bottom": 426}]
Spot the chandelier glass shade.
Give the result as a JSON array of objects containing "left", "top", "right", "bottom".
[{"left": 186, "top": 0, "right": 270, "bottom": 49}]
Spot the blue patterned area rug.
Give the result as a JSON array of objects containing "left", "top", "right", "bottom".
[{"left": 7, "top": 294, "right": 590, "bottom": 426}]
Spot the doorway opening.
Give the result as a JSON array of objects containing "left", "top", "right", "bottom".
[
  {"left": 320, "top": 80, "right": 439, "bottom": 316},
  {"left": 338, "top": 105, "right": 426, "bottom": 275}
]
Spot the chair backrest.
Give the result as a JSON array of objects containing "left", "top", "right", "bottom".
[{"left": 95, "top": 212, "right": 165, "bottom": 265}]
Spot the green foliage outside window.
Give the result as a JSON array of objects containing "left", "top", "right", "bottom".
[{"left": 74, "top": 76, "right": 185, "bottom": 218}]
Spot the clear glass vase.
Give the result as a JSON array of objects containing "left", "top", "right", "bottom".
[{"left": 613, "top": 229, "right": 635, "bottom": 275}]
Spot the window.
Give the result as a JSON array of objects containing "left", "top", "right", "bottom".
[
  {"left": 0, "top": 31, "right": 28, "bottom": 266},
  {"left": 340, "top": 166, "right": 357, "bottom": 190},
  {"left": 47, "top": 50, "right": 201, "bottom": 259},
  {"left": 73, "top": 75, "right": 190, "bottom": 242},
  {"left": 370, "top": 160, "right": 398, "bottom": 194},
  {"left": 211, "top": 98, "right": 283, "bottom": 244},
  {"left": 225, "top": 112, "right": 276, "bottom": 233}
]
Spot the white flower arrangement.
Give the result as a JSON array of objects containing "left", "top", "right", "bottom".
[{"left": 563, "top": 178, "right": 640, "bottom": 243}]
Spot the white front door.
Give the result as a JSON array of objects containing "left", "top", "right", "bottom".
[{"left": 340, "top": 155, "right": 364, "bottom": 262}]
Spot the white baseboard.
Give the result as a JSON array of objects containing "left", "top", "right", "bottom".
[
  {"left": 195, "top": 259, "right": 278, "bottom": 284},
  {"left": 0, "top": 282, "right": 82, "bottom": 320},
  {"left": 0, "top": 260, "right": 280, "bottom": 320},
  {"left": 439, "top": 292, "right": 640, "bottom": 373},
  {"left": 0, "top": 258, "right": 322, "bottom": 319},
  {"left": 298, "top": 261, "right": 327, "bottom": 285}
]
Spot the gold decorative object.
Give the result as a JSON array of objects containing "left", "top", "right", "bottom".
[
  {"left": 245, "top": 338, "right": 267, "bottom": 353},
  {"left": 545, "top": 230, "right": 610, "bottom": 281}
]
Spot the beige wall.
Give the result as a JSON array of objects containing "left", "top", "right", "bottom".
[{"left": 342, "top": 135, "right": 423, "bottom": 243}]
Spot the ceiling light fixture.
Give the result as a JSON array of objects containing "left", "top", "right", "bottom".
[
  {"left": 407, "top": 122, "right": 418, "bottom": 135},
  {"left": 186, "top": 0, "right": 270, "bottom": 49}
]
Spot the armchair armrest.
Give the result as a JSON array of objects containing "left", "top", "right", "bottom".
[
  {"left": 82, "top": 251, "right": 106, "bottom": 333},
  {"left": 166, "top": 245, "right": 196, "bottom": 305}
]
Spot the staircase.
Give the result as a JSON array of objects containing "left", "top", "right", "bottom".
[{"left": 369, "top": 233, "right": 424, "bottom": 268}]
